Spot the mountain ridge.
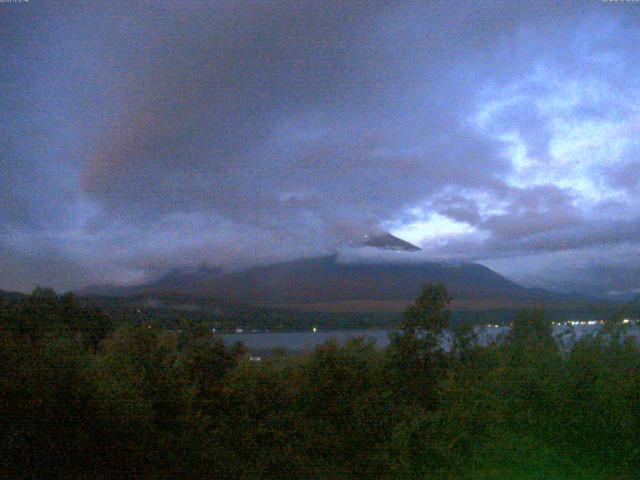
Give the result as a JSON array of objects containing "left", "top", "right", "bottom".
[
  {"left": 360, "top": 232, "right": 422, "bottom": 251},
  {"left": 77, "top": 254, "right": 580, "bottom": 311}
]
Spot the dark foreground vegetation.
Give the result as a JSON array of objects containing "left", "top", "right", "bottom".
[{"left": 2, "top": 286, "right": 640, "bottom": 478}]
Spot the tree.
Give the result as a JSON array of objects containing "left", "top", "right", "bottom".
[
  {"left": 508, "top": 308, "right": 553, "bottom": 349},
  {"left": 388, "top": 284, "right": 452, "bottom": 408},
  {"left": 176, "top": 320, "right": 243, "bottom": 405},
  {"left": 401, "top": 283, "right": 451, "bottom": 336}
]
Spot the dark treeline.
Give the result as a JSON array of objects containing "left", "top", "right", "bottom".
[
  {"left": 85, "top": 296, "right": 403, "bottom": 332},
  {"left": 80, "top": 293, "right": 623, "bottom": 333},
  {"left": 1, "top": 286, "right": 640, "bottom": 478}
]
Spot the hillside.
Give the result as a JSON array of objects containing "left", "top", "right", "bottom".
[
  {"left": 78, "top": 255, "right": 577, "bottom": 312},
  {"left": 79, "top": 264, "right": 222, "bottom": 297},
  {"left": 361, "top": 232, "right": 422, "bottom": 251},
  {"left": 185, "top": 256, "right": 571, "bottom": 308}
]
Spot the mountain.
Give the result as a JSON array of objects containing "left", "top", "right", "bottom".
[
  {"left": 76, "top": 234, "right": 580, "bottom": 312},
  {"left": 78, "top": 255, "right": 577, "bottom": 312},
  {"left": 78, "top": 264, "right": 222, "bottom": 297},
  {"left": 184, "top": 256, "right": 572, "bottom": 309},
  {"left": 146, "top": 264, "right": 223, "bottom": 290},
  {"left": 76, "top": 283, "right": 141, "bottom": 297},
  {"left": 361, "top": 232, "right": 421, "bottom": 251}
]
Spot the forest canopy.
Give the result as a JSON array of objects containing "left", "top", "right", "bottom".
[{"left": 1, "top": 287, "right": 639, "bottom": 478}]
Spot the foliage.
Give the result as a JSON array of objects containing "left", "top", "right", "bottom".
[
  {"left": 1, "top": 286, "right": 640, "bottom": 477},
  {"left": 387, "top": 283, "right": 451, "bottom": 407},
  {"left": 401, "top": 282, "right": 451, "bottom": 335}
]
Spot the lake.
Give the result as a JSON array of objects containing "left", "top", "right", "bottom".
[{"left": 221, "top": 322, "right": 640, "bottom": 353}]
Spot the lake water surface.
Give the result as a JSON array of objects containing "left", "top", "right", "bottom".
[{"left": 221, "top": 323, "right": 640, "bottom": 353}]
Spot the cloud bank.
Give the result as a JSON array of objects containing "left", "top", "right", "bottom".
[{"left": 1, "top": 1, "right": 640, "bottom": 296}]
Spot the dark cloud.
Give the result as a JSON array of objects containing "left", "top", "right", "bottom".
[
  {"left": 1, "top": 0, "right": 640, "bottom": 295},
  {"left": 604, "top": 159, "right": 640, "bottom": 192}
]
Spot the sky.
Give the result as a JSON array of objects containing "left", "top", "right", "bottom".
[{"left": 1, "top": 0, "right": 640, "bottom": 297}]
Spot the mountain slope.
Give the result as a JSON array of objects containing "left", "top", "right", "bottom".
[
  {"left": 185, "top": 256, "right": 566, "bottom": 306},
  {"left": 361, "top": 233, "right": 421, "bottom": 251},
  {"left": 78, "top": 255, "right": 578, "bottom": 311},
  {"left": 78, "top": 264, "right": 222, "bottom": 297}
]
